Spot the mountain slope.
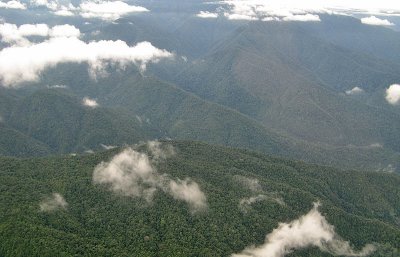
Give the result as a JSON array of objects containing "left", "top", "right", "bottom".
[
  {"left": 7, "top": 89, "right": 157, "bottom": 154},
  {"left": 169, "top": 21, "right": 400, "bottom": 153},
  {"left": 0, "top": 141, "right": 399, "bottom": 256}
]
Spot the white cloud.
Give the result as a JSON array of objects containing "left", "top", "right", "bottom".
[
  {"left": 386, "top": 84, "right": 400, "bottom": 105},
  {"left": 385, "top": 84, "right": 400, "bottom": 105},
  {"left": 361, "top": 16, "right": 394, "bottom": 26},
  {"left": 39, "top": 193, "right": 68, "bottom": 212},
  {"left": 47, "top": 84, "right": 67, "bottom": 88},
  {"left": 93, "top": 142, "right": 207, "bottom": 212},
  {"left": 225, "top": 13, "right": 258, "bottom": 20},
  {"left": 79, "top": 1, "right": 149, "bottom": 21},
  {"left": 0, "top": 23, "right": 49, "bottom": 46},
  {"left": 202, "top": 0, "right": 400, "bottom": 23},
  {"left": 197, "top": 11, "right": 219, "bottom": 18},
  {"left": 0, "top": 38, "right": 173, "bottom": 86},
  {"left": 345, "top": 87, "right": 364, "bottom": 95},
  {"left": 169, "top": 179, "right": 208, "bottom": 211},
  {"left": 29, "top": 0, "right": 148, "bottom": 21},
  {"left": 82, "top": 97, "right": 98, "bottom": 108},
  {"left": 0, "top": 23, "right": 80, "bottom": 46},
  {"left": 49, "top": 24, "right": 81, "bottom": 38},
  {"left": 232, "top": 203, "right": 375, "bottom": 257},
  {"left": 101, "top": 144, "right": 117, "bottom": 150},
  {"left": 283, "top": 14, "right": 320, "bottom": 22},
  {"left": 54, "top": 9, "right": 74, "bottom": 16},
  {"left": 0, "top": 0, "right": 26, "bottom": 9}
]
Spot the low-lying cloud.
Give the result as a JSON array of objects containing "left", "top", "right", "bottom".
[
  {"left": 345, "top": 87, "right": 364, "bottom": 95},
  {"left": 39, "top": 193, "right": 68, "bottom": 212},
  {"left": 235, "top": 176, "right": 285, "bottom": 212},
  {"left": 361, "top": 16, "right": 394, "bottom": 26},
  {"left": 385, "top": 84, "right": 400, "bottom": 105},
  {"left": 100, "top": 144, "right": 117, "bottom": 150},
  {"left": 240, "top": 194, "right": 285, "bottom": 212},
  {"left": 0, "top": 0, "right": 25, "bottom": 9},
  {"left": 232, "top": 203, "right": 375, "bottom": 257},
  {"left": 82, "top": 97, "right": 99, "bottom": 108},
  {"left": 0, "top": 37, "right": 173, "bottom": 86},
  {"left": 0, "top": 23, "right": 80, "bottom": 46},
  {"left": 93, "top": 142, "right": 207, "bottom": 212}
]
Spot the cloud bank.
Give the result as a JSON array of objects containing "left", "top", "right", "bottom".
[
  {"left": 0, "top": 23, "right": 80, "bottom": 46},
  {"left": 198, "top": 0, "right": 399, "bottom": 24},
  {"left": 0, "top": 38, "right": 173, "bottom": 86},
  {"left": 232, "top": 203, "right": 375, "bottom": 257},
  {"left": 39, "top": 193, "right": 68, "bottom": 212},
  {"left": 385, "top": 84, "right": 400, "bottom": 105},
  {"left": 0, "top": 0, "right": 25, "bottom": 9},
  {"left": 93, "top": 142, "right": 207, "bottom": 212},
  {"left": 361, "top": 16, "right": 394, "bottom": 26},
  {"left": 30, "top": 0, "right": 149, "bottom": 20}
]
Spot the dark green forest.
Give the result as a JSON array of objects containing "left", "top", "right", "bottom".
[{"left": 1, "top": 141, "right": 399, "bottom": 256}]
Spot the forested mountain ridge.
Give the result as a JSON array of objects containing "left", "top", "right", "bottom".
[
  {"left": 0, "top": 141, "right": 399, "bottom": 256},
  {"left": 1, "top": 73, "right": 399, "bottom": 172}
]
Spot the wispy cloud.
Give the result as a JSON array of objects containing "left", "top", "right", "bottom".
[
  {"left": 361, "top": 16, "right": 394, "bottom": 26},
  {"left": 232, "top": 203, "right": 375, "bottom": 257},
  {"left": 0, "top": 38, "right": 173, "bottom": 86},
  {"left": 39, "top": 193, "right": 68, "bottom": 212},
  {"left": 235, "top": 176, "right": 284, "bottom": 213},
  {"left": 93, "top": 142, "right": 207, "bottom": 212},
  {"left": 101, "top": 144, "right": 117, "bottom": 150},
  {"left": 385, "top": 84, "right": 400, "bottom": 105}
]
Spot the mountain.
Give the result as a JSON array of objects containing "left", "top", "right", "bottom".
[
  {"left": 0, "top": 141, "right": 399, "bottom": 256},
  {"left": 35, "top": 66, "right": 400, "bottom": 171},
  {"left": 165, "top": 19, "right": 400, "bottom": 159},
  {"left": 0, "top": 13, "right": 400, "bottom": 172}
]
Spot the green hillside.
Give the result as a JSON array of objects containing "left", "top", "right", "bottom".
[
  {"left": 6, "top": 89, "right": 157, "bottom": 154},
  {"left": 0, "top": 141, "right": 398, "bottom": 256}
]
